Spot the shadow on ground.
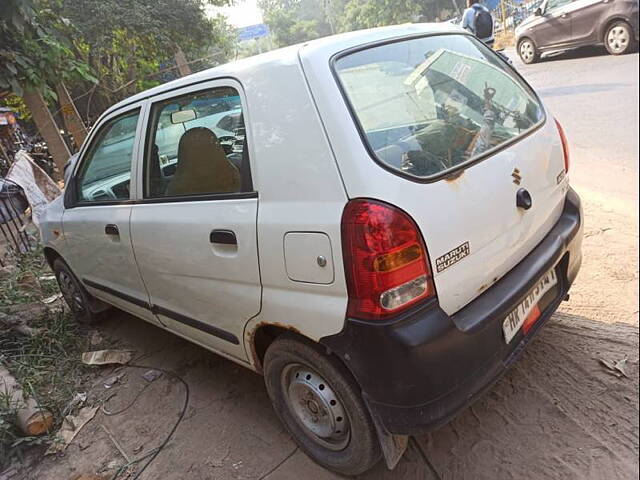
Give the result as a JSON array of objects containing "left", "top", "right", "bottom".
[
  {"left": 539, "top": 45, "right": 614, "bottom": 63},
  {"left": 29, "top": 310, "right": 639, "bottom": 480}
]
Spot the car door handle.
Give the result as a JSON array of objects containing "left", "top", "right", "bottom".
[
  {"left": 105, "top": 224, "right": 120, "bottom": 236},
  {"left": 210, "top": 229, "right": 237, "bottom": 245}
]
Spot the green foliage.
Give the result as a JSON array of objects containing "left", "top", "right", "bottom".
[
  {"left": 260, "top": 0, "right": 463, "bottom": 48},
  {"left": 0, "top": 250, "right": 89, "bottom": 466},
  {"left": 0, "top": 95, "right": 31, "bottom": 122},
  {"left": 260, "top": 0, "right": 336, "bottom": 47},
  {"left": 60, "top": 0, "right": 232, "bottom": 57},
  {"left": 2, "top": 0, "right": 235, "bottom": 119},
  {"left": 341, "top": 0, "right": 421, "bottom": 30},
  {"left": 0, "top": 0, "right": 95, "bottom": 98},
  {"left": 263, "top": 8, "right": 321, "bottom": 46},
  {"left": 57, "top": 0, "right": 236, "bottom": 115}
]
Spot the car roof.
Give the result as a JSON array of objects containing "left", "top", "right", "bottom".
[{"left": 103, "top": 22, "right": 464, "bottom": 118}]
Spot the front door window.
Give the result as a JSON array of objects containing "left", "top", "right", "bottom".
[{"left": 76, "top": 110, "right": 140, "bottom": 203}]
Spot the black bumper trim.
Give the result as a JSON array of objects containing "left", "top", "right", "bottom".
[
  {"left": 83, "top": 278, "right": 151, "bottom": 310},
  {"left": 152, "top": 305, "right": 240, "bottom": 345},
  {"left": 82, "top": 279, "right": 240, "bottom": 345}
]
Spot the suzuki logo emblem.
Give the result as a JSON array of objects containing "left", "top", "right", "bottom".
[{"left": 512, "top": 168, "right": 522, "bottom": 185}]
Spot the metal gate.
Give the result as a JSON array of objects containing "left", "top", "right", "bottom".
[{"left": 0, "top": 179, "right": 32, "bottom": 266}]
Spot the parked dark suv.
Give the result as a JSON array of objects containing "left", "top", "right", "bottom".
[{"left": 516, "top": 0, "right": 639, "bottom": 63}]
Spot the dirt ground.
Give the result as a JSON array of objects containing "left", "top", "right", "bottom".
[
  {"left": 16, "top": 288, "right": 638, "bottom": 480},
  {"left": 13, "top": 174, "right": 638, "bottom": 480},
  {"left": 4, "top": 51, "right": 639, "bottom": 480}
]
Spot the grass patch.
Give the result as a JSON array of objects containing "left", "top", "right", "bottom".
[{"left": 1, "top": 249, "right": 90, "bottom": 467}]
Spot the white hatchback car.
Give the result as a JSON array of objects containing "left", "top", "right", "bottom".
[{"left": 41, "top": 23, "right": 583, "bottom": 475}]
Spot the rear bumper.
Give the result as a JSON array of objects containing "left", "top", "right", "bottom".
[{"left": 322, "top": 188, "right": 583, "bottom": 435}]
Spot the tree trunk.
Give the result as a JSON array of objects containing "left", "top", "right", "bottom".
[
  {"left": 174, "top": 48, "right": 192, "bottom": 77},
  {"left": 0, "top": 366, "right": 54, "bottom": 436},
  {"left": 56, "top": 82, "right": 87, "bottom": 151},
  {"left": 452, "top": 0, "right": 461, "bottom": 15},
  {"left": 0, "top": 141, "right": 9, "bottom": 165},
  {"left": 21, "top": 88, "right": 70, "bottom": 180}
]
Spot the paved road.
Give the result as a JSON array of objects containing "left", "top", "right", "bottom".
[
  {"left": 510, "top": 47, "right": 639, "bottom": 203},
  {"left": 509, "top": 47, "right": 640, "bottom": 324},
  {"left": 32, "top": 48, "right": 639, "bottom": 480}
]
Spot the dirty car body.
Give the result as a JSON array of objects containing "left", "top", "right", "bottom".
[{"left": 41, "top": 23, "right": 583, "bottom": 475}]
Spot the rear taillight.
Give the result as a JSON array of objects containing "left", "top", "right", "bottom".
[
  {"left": 555, "top": 118, "right": 570, "bottom": 173},
  {"left": 341, "top": 199, "right": 435, "bottom": 320}
]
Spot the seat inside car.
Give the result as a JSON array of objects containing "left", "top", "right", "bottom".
[
  {"left": 148, "top": 143, "right": 166, "bottom": 197},
  {"left": 166, "top": 127, "right": 241, "bottom": 196}
]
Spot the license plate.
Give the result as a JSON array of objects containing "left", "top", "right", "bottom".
[{"left": 502, "top": 269, "right": 557, "bottom": 343}]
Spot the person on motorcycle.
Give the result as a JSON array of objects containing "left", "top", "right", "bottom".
[{"left": 461, "top": 0, "right": 495, "bottom": 47}]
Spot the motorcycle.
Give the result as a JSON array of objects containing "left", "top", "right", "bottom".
[{"left": 26, "top": 140, "right": 56, "bottom": 177}]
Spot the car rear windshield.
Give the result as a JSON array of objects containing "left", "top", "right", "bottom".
[{"left": 334, "top": 34, "right": 544, "bottom": 179}]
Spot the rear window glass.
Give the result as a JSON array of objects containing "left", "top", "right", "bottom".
[{"left": 334, "top": 34, "right": 544, "bottom": 179}]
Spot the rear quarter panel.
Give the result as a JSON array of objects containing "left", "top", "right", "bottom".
[{"left": 238, "top": 49, "right": 350, "bottom": 353}]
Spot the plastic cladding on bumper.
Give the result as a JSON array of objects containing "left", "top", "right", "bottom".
[{"left": 321, "top": 188, "right": 583, "bottom": 435}]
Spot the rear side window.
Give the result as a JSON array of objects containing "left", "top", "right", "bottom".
[
  {"left": 144, "top": 87, "right": 251, "bottom": 199},
  {"left": 334, "top": 34, "right": 544, "bottom": 180}
]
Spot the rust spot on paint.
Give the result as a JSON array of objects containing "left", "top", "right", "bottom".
[
  {"left": 444, "top": 169, "right": 464, "bottom": 183},
  {"left": 265, "top": 322, "right": 301, "bottom": 334},
  {"left": 247, "top": 322, "right": 301, "bottom": 374},
  {"left": 477, "top": 276, "right": 500, "bottom": 294},
  {"left": 512, "top": 168, "right": 522, "bottom": 185},
  {"left": 52, "top": 229, "right": 61, "bottom": 238}
]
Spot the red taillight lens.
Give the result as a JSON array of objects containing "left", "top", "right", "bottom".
[
  {"left": 341, "top": 199, "right": 435, "bottom": 320},
  {"left": 555, "top": 118, "right": 570, "bottom": 173}
]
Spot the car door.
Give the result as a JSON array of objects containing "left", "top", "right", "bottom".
[
  {"left": 62, "top": 103, "right": 159, "bottom": 326},
  {"left": 569, "top": 0, "right": 611, "bottom": 44},
  {"left": 130, "top": 80, "right": 261, "bottom": 361},
  {"left": 536, "top": 0, "right": 575, "bottom": 49}
]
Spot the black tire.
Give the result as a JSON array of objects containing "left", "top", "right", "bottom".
[
  {"left": 263, "top": 334, "right": 381, "bottom": 476},
  {"left": 53, "top": 258, "right": 105, "bottom": 324},
  {"left": 518, "top": 38, "right": 540, "bottom": 64},
  {"left": 604, "top": 21, "right": 637, "bottom": 55}
]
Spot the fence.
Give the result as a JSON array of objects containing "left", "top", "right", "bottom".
[
  {"left": 497, "top": 0, "right": 545, "bottom": 31},
  {"left": 0, "top": 179, "right": 32, "bottom": 266}
]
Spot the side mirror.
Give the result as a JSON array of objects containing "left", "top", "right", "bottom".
[{"left": 535, "top": 7, "right": 543, "bottom": 16}]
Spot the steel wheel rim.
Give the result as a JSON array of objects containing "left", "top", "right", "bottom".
[
  {"left": 520, "top": 41, "right": 534, "bottom": 61},
  {"left": 608, "top": 26, "right": 629, "bottom": 53},
  {"left": 281, "top": 364, "right": 350, "bottom": 451},
  {"left": 58, "top": 271, "right": 85, "bottom": 314}
]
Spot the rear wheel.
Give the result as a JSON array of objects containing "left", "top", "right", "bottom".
[
  {"left": 263, "top": 335, "right": 381, "bottom": 475},
  {"left": 53, "top": 258, "right": 105, "bottom": 324},
  {"left": 518, "top": 38, "right": 539, "bottom": 64},
  {"left": 605, "top": 21, "right": 636, "bottom": 55}
]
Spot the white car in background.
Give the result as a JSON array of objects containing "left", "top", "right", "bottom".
[{"left": 41, "top": 23, "right": 583, "bottom": 475}]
